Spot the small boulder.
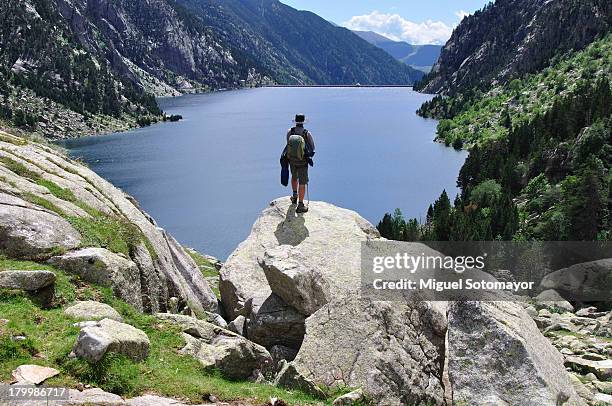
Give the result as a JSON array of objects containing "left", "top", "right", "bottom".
[
  {"left": 156, "top": 313, "right": 272, "bottom": 380},
  {"left": 11, "top": 364, "right": 59, "bottom": 384},
  {"left": 534, "top": 289, "right": 574, "bottom": 313},
  {"left": 275, "top": 361, "right": 325, "bottom": 399},
  {"left": 0, "top": 270, "right": 55, "bottom": 291},
  {"left": 565, "top": 357, "right": 612, "bottom": 381},
  {"left": 332, "top": 389, "right": 365, "bottom": 406},
  {"left": 72, "top": 319, "right": 150, "bottom": 362},
  {"left": 49, "top": 248, "right": 143, "bottom": 310},
  {"left": 64, "top": 301, "right": 123, "bottom": 322},
  {"left": 228, "top": 315, "right": 246, "bottom": 336},
  {"left": 259, "top": 245, "right": 330, "bottom": 316}
]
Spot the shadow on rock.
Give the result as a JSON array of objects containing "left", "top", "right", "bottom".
[{"left": 274, "top": 205, "right": 309, "bottom": 246}]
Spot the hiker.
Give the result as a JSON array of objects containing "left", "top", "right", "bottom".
[{"left": 284, "top": 113, "right": 315, "bottom": 213}]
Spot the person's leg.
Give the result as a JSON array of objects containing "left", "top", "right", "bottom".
[
  {"left": 298, "top": 184, "right": 306, "bottom": 202},
  {"left": 290, "top": 166, "right": 298, "bottom": 204}
]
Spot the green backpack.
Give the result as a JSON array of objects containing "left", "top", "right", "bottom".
[{"left": 287, "top": 132, "right": 306, "bottom": 162}]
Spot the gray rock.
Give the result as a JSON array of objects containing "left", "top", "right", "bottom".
[
  {"left": 292, "top": 296, "right": 446, "bottom": 405},
  {"left": 565, "top": 357, "right": 612, "bottom": 381},
  {"left": 203, "top": 311, "right": 227, "bottom": 328},
  {"left": 0, "top": 193, "right": 81, "bottom": 260},
  {"left": 535, "top": 289, "right": 575, "bottom": 313},
  {"left": 540, "top": 259, "right": 612, "bottom": 302},
  {"left": 11, "top": 364, "right": 59, "bottom": 384},
  {"left": 50, "top": 248, "right": 143, "bottom": 310},
  {"left": 269, "top": 344, "right": 298, "bottom": 365},
  {"left": 65, "top": 301, "right": 123, "bottom": 322},
  {"left": 576, "top": 307, "right": 608, "bottom": 318},
  {"left": 525, "top": 305, "right": 538, "bottom": 318},
  {"left": 275, "top": 361, "right": 325, "bottom": 399},
  {"left": 447, "top": 301, "right": 585, "bottom": 406},
  {"left": 332, "top": 389, "right": 365, "bottom": 406},
  {"left": 156, "top": 313, "right": 272, "bottom": 380},
  {"left": 0, "top": 270, "right": 55, "bottom": 291},
  {"left": 228, "top": 315, "right": 245, "bottom": 335},
  {"left": 72, "top": 318, "right": 150, "bottom": 362},
  {"left": 594, "top": 393, "right": 612, "bottom": 405},
  {"left": 220, "top": 198, "right": 380, "bottom": 320},
  {"left": 259, "top": 245, "right": 330, "bottom": 316},
  {"left": 244, "top": 294, "right": 305, "bottom": 349}
]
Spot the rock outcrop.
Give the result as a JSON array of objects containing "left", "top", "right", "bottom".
[
  {"left": 72, "top": 318, "right": 150, "bottom": 362},
  {"left": 0, "top": 132, "right": 218, "bottom": 316},
  {"left": 222, "top": 198, "right": 590, "bottom": 405}
]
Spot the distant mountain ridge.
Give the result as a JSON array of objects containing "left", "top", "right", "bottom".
[
  {"left": 175, "top": 0, "right": 424, "bottom": 85},
  {"left": 352, "top": 30, "right": 442, "bottom": 72}
]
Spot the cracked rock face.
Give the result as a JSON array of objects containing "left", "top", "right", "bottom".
[
  {"left": 447, "top": 301, "right": 585, "bottom": 406},
  {"left": 293, "top": 296, "right": 448, "bottom": 406}
]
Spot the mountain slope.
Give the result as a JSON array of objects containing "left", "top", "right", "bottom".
[
  {"left": 353, "top": 30, "right": 442, "bottom": 71},
  {"left": 417, "top": 0, "right": 612, "bottom": 95},
  {"left": 175, "top": 0, "right": 424, "bottom": 85}
]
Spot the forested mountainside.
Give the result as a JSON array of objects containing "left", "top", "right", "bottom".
[
  {"left": 353, "top": 30, "right": 442, "bottom": 72},
  {"left": 380, "top": 0, "right": 612, "bottom": 243},
  {"left": 1, "top": 0, "right": 418, "bottom": 140},
  {"left": 416, "top": 0, "right": 611, "bottom": 95},
  {"left": 175, "top": 0, "right": 424, "bottom": 85}
]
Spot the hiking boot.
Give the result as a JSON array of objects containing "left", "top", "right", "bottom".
[
  {"left": 290, "top": 194, "right": 298, "bottom": 204},
  {"left": 296, "top": 202, "right": 308, "bottom": 213}
]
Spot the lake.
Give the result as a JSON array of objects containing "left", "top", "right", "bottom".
[{"left": 61, "top": 87, "right": 467, "bottom": 260}]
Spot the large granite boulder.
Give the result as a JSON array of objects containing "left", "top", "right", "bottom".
[
  {"left": 259, "top": 245, "right": 330, "bottom": 316},
  {"left": 72, "top": 318, "right": 150, "bottom": 362},
  {"left": 0, "top": 193, "right": 81, "bottom": 260},
  {"left": 156, "top": 313, "right": 272, "bottom": 380},
  {"left": 447, "top": 301, "right": 585, "bottom": 405},
  {"left": 49, "top": 248, "right": 143, "bottom": 310},
  {"left": 0, "top": 134, "right": 218, "bottom": 316},
  {"left": 290, "top": 296, "right": 447, "bottom": 405},
  {"left": 220, "top": 198, "right": 380, "bottom": 349},
  {"left": 220, "top": 198, "right": 380, "bottom": 320},
  {"left": 539, "top": 259, "right": 612, "bottom": 302}
]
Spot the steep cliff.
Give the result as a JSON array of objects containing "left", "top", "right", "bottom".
[{"left": 417, "top": 0, "right": 611, "bottom": 95}]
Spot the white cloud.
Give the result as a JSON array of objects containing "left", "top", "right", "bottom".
[
  {"left": 455, "top": 10, "right": 470, "bottom": 21},
  {"left": 343, "top": 10, "right": 454, "bottom": 45}
]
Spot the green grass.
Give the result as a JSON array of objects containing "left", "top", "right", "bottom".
[
  {"left": 0, "top": 259, "right": 325, "bottom": 405},
  {"left": 0, "top": 156, "right": 40, "bottom": 180},
  {"left": 187, "top": 249, "right": 220, "bottom": 298},
  {"left": 67, "top": 214, "right": 142, "bottom": 258}
]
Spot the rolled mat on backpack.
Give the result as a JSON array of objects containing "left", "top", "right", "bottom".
[{"left": 280, "top": 154, "right": 289, "bottom": 186}]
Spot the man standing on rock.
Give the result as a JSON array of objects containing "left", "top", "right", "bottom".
[{"left": 285, "top": 114, "right": 315, "bottom": 213}]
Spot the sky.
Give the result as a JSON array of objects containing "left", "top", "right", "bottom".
[{"left": 280, "top": 0, "right": 491, "bottom": 45}]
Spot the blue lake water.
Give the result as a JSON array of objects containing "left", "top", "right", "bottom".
[{"left": 61, "top": 87, "right": 467, "bottom": 260}]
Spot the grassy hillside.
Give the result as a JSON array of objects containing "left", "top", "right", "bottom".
[{"left": 0, "top": 258, "right": 325, "bottom": 404}]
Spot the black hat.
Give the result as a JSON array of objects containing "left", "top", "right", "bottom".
[{"left": 294, "top": 114, "right": 305, "bottom": 124}]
